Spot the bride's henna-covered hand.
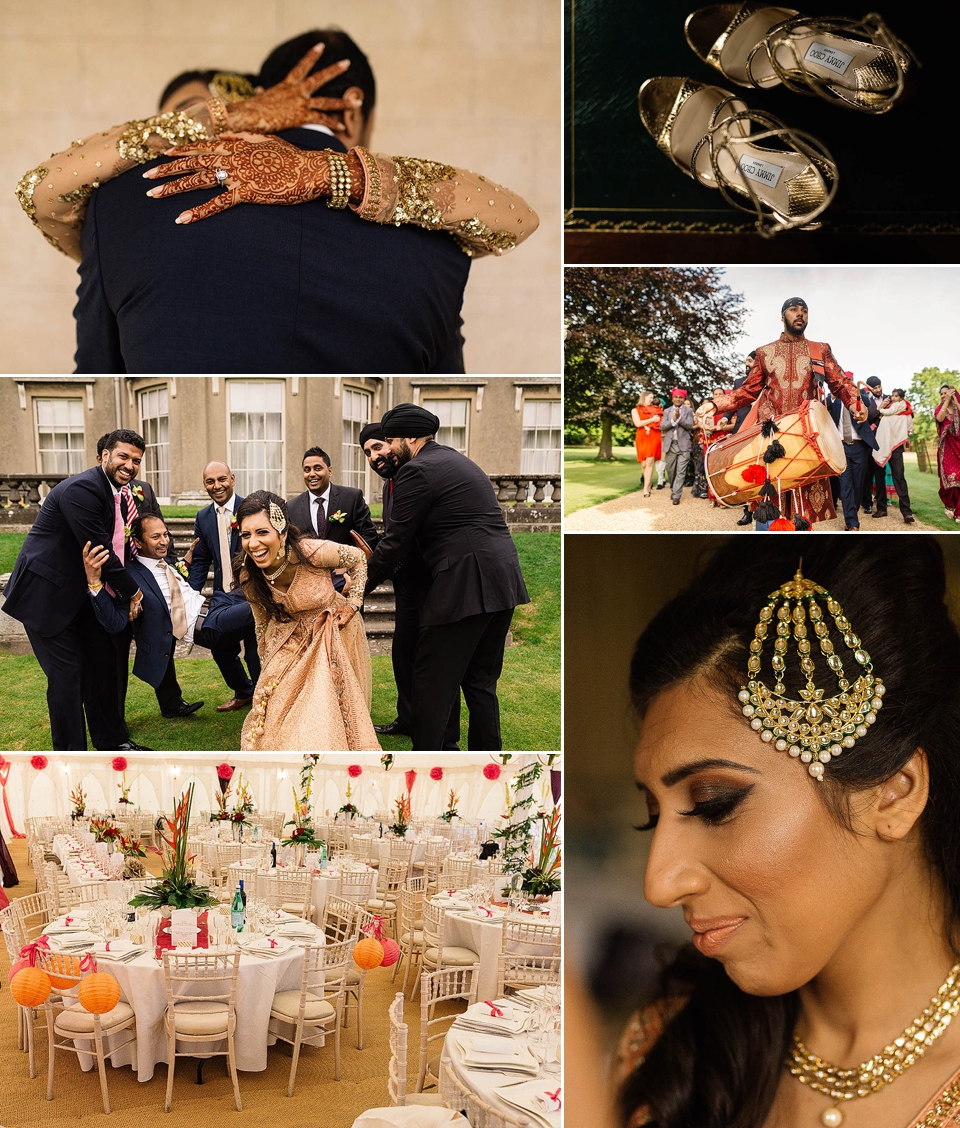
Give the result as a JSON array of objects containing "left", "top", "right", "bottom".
[
  {"left": 225, "top": 43, "right": 359, "bottom": 135},
  {"left": 144, "top": 134, "right": 362, "bottom": 223}
]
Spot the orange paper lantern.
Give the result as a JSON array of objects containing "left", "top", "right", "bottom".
[
  {"left": 353, "top": 937, "right": 384, "bottom": 969},
  {"left": 380, "top": 938, "right": 401, "bottom": 968},
  {"left": 46, "top": 954, "right": 84, "bottom": 989},
  {"left": 11, "top": 967, "right": 52, "bottom": 1008},
  {"left": 78, "top": 972, "right": 122, "bottom": 1014}
]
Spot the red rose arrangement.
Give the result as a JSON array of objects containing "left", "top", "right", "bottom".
[
  {"left": 483, "top": 763, "right": 501, "bottom": 781},
  {"left": 217, "top": 763, "right": 234, "bottom": 781},
  {"left": 112, "top": 756, "right": 128, "bottom": 772},
  {"left": 430, "top": 767, "right": 443, "bottom": 781},
  {"left": 348, "top": 764, "right": 362, "bottom": 778},
  {"left": 31, "top": 755, "right": 48, "bottom": 771}
]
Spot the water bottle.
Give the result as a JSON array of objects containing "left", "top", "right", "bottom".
[
  {"left": 320, "top": 841, "right": 328, "bottom": 871},
  {"left": 230, "top": 885, "right": 245, "bottom": 932},
  {"left": 270, "top": 841, "right": 277, "bottom": 868},
  {"left": 239, "top": 878, "right": 247, "bottom": 909}
]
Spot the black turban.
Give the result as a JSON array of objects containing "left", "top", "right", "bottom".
[
  {"left": 380, "top": 403, "right": 440, "bottom": 438},
  {"left": 781, "top": 296, "right": 808, "bottom": 314},
  {"left": 358, "top": 422, "right": 386, "bottom": 446}
]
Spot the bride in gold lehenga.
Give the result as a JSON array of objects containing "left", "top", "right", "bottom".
[{"left": 234, "top": 490, "right": 379, "bottom": 752}]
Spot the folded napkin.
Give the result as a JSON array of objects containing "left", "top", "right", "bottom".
[
  {"left": 456, "top": 1000, "right": 528, "bottom": 1035},
  {"left": 516, "top": 985, "right": 549, "bottom": 1006},
  {"left": 270, "top": 909, "right": 301, "bottom": 923},
  {"left": 495, "top": 1080, "right": 562, "bottom": 1128},
  {"left": 274, "top": 920, "right": 317, "bottom": 938},
  {"left": 244, "top": 936, "right": 295, "bottom": 955},
  {"left": 47, "top": 931, "right": 99, "bottom": 951},
  {"left": 94, "top": 940, "right": 146, "bottom": 962},
  {"left": 454, "top": 1035, "right": 539, "bottom": 1075},
  {"left": 46, "top": 916, "right": 93, "bottom": 933}
]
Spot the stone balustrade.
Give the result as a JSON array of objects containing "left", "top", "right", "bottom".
[{"left": 0, "top": 474, "right": 66, "bottom": 519}]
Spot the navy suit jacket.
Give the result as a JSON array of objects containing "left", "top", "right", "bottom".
[
  {"left": 3, "top": 466, "right": 141, "bottom": 636},
  {"left": 287, "top": 484, "right": 378, "bottom": 547},
  {"left": 74, "top": 131, "right": 471, "bottom": 374},
  {"left": 365, "top": 442, "right": 529, "bottom": 626},
  {"left": 90, "top": 558, "right": 178, "bottom": 688},
  {"left": 188, "top": 497, "right": 244, "bottom": 593},
  {"left": 827, "top": 391, "right": 880, "bottom": 451}
]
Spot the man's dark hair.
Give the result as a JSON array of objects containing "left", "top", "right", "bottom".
[
  {"left": 892, "top": 388, "right": 906, "bottom": 397},
  {"left": 96, "top": 432, "right": 110, "bottom": 458},
  {"left": 130, "top": 513, "right": 165, "bottom": 543},
  {"left": 102, "top": 429, "right": 146, "bottom": 454},
  {"left": 302, "top": 446, "right": 332, "bottom": 467},
  {"left": 258, "top": 30, "right": 376, "bottom": 120}
]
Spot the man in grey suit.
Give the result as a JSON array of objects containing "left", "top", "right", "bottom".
[{"left": 661, "top": 389, "right": 695, "bottom": 505}]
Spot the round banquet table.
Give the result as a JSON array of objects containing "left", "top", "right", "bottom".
[
  {"left": 226, "top": 863, "right": 378, "bottom": 919},
  {"left": 41, "top": 933, "right": 320, "bottom": 1082},
  {"left": 439, "top": 1004, "right": 560, "bottom": 1128}
]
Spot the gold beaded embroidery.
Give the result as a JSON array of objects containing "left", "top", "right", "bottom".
[
  {"left": 452, "top": 216, "right": 518, "bottom": 257},
  {"left": 15, "top": 164, "right": 48, "bottom": 224},
  {"left": 352, "top": 145, "right": 382, "bottom": 220},
  {"left": 117, "top": 111, "right": 208, "bottom": 165},
  {"left": 391, "top": 156, "right": 457, "bottom": 230},
  {"left": 917, "top": 1077, "right": 960, "bottom": 1127},
  {"left": 209, "top": 71, "right": 256, "bottom": 104},
  {"left": 58, "top": 183, "right": 99, "bottom": 207}
]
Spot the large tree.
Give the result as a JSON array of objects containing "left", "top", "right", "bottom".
[
  {"left": 565, "top": 267, "right": 746, "bottom": 459},
  {"left": 908, "top": 366, "right": 959, "bottom": 443}
]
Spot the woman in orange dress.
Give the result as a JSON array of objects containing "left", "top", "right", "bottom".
[
  {"left": 632, "top": 393, "right": 663, "bottom": 497},
  {"left": 615, "top": 538, "right": 960, "bottom": 1128}
]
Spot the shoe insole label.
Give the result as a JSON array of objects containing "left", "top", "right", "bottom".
[
  {"left": 803, "top": 41, "right": 854, "bottom": 76},
  {"left": 738, "top": 153, "right": 783, "bottom": 189}
]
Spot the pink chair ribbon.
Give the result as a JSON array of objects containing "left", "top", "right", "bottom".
[{"left": 19, "top": 935, "right": 51, "bottom": 965}]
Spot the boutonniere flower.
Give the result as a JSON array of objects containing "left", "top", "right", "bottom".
[
  {"left": 123, "top": 524, "right": 132, "bottom": 541},
  {"left": 131, "top": 484, "right": 144, "bottom": 504},
  {"left": 230, "top": 513, "right": 238, "bottom": 532},
  {"left": 174, "top": 560, "right": 189, "bottom": 580},
  {"left": 330, "top": 509, "right": 347, "bottom": 524}
]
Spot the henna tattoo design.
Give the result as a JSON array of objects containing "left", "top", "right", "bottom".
[
  {"left": 224, "top": 44, "right": 357, "bottom": 134},
  {"left": 146, "top": 135, "right": 361, "bottom": 223}
]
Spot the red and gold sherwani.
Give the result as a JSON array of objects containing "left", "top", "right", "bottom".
[{"left": 714, "top": 332, "right": 861, "bottom": 523}]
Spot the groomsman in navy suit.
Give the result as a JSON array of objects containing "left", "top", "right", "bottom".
[
  {"left": 187, "top": 461, "right": 260, "bottom": 711},
  {"left": 3, "top": 429, "right": 147, "bottom": 750}
]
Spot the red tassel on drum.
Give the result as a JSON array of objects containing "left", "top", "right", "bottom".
[
  {"left": 770, "top": 518, "right": 795, "bottom": 530},
  {"left": 742, "top": 464, "right": 767, "bottom": 485}
]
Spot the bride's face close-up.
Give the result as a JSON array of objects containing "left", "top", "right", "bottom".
[
  {"left": 240, "top": 513, "right": 285, "bottom": 570},
  {"left": 634, "top": 674, "right": 920, "bottom": 998}
]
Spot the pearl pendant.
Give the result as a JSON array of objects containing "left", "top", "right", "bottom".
[{"left": 820, "top": 1107, "right": 843, "bottom": 1127}]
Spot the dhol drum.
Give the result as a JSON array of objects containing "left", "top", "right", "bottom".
[{"left": 704, "top": 399, "right": 845, "bottom": 507}]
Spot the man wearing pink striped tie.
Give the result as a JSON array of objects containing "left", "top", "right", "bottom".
[{"left": 3, "top": 429, "right": 148, "bottom": 750}]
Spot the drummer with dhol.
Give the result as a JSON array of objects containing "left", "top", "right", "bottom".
[{"left": 713, "top": 297, "right": 868, "bottom": 524}]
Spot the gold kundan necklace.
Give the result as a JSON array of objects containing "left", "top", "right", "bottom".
[{"left": 788, "top": 961, "right": 960, "bottom": 1126}]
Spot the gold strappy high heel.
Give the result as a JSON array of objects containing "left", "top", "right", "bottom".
[
  {"left": 684, "top": 4, "right": 915, "bottom": 113},
  {"left": 638, "top": 77, "right": 838, "bottom": 236}
]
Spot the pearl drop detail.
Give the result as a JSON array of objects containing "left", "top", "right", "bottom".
[
  {"left": 800, "top": 750, "right": 813, "bottom": 763},
  {"left": 821, "top": 1107, "right": 844, "bottom": 1127},
  {"left": 788, "top": 746, "right": 801, "bottom": 757},
  {"left": 775, "top": 738, "right": 788, "bottom": 751}
]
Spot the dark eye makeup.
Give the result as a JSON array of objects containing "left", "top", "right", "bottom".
[{"left": 633, "top": 782, "right": 754, "bottom": 831}]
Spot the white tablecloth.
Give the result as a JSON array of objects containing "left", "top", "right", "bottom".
[
  {"left": 351, "top": 835, "right": 432, "bottom": 868},
  {"left": 441, "top": 912, "right": 505, "bottom": 1002},
  {"left": 45, "top": 937, "right": 319, "bottom": 1082}
]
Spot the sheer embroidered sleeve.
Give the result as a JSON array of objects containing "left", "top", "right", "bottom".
[
  {"left": 15, "top": 101, "right": 219, "bottom": 261},
  {"left": 313, "top": 540, "right": 367, "bottom": 611},
  {"left": 349, "top": 147, "right": 538, "bottom": 257}
]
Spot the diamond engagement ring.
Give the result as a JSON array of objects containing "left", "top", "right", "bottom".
[{"left": 215, "top": 168, "right": 229, "bottom": 184}]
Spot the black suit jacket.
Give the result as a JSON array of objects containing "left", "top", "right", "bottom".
[
  {"left": 188, "top": 496, "right": 244, "bottom": 593},
  {"left": 287, "top": 485, "right": 378, "bottom": 548},
  {"left": 3, "top": 466, "right": 141, "bottom": 636},
  {"left": 74, "top": 131, "right": 471, "bottom": 374},
  {"left": 365, "top": 442, "right": 529, "bottom": 626},
  {"left": 381, "top": 477, "right": 432, "bottom": 604},
  {"left": 827, "top": 391, "right": 880, "bottom": 451}
]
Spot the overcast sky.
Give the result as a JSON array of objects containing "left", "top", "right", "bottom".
[{"left": 720, "top": 267, "right": 960, "bottom": 387}]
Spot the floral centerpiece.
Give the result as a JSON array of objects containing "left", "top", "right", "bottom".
[
  {"left": 282, "top": 789, "right": 325, "bottom": 867},
  {"left": 336, "top": 780, "right": 360, "bottom": 820},
  {"left": 213, "top": 783, "right": 233, "bottom": 821},
  {"left": 230, "top": 773, "right": 255, "bottom": 837},
  {"left": 389, "top": 793, "right": 411, "bottom": 838},
  {"left": 113, "top": 755, "right": 132, "bottom": 805},
  {"left": 129, "top": 783, "right": 217, "bottom": 911},
  {"left": 380, "top": 754, "right": 394, "bottom": 771},
  {"left": 90, "top": 817, "right": 121, "bottom": 844},
  {"left": 440, "top": 789, "right": 460, "bottom": 823},
  {"left": 69, "top": 785, "right": 87, "bottom": 819},
  {"left": 521, "top": 806, "right": 561, "bottom": 898},
  {"left": 118, "top": 834, "right": 148, "bottom": 879}
]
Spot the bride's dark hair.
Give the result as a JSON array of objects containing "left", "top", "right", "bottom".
[
  {"left": 233, "top": 490, "right": 309, "bottom": 621},
  {"left": 621, "top": 537, "right": 960, "bottom": 1128}
]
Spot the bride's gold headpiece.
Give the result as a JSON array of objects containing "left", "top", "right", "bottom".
[
  {"left": 739, "top": 565, "right": 884, "bottom": 780},
  {"left": 268, "top": 501, "right": 286, "bottom": 534}
]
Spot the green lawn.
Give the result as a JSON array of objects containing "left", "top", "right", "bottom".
[
  {"left": 564, "top": 446, "right": 958, "bottom": 529},
  {"left": 564, "top": 445, "right": 648, "bottom": 515},
  {"left": 0, "top": 534, "right": 559, "bottom": 752},
  {"left": 0, "top": 532, "right": 26, "bottom": 573}
]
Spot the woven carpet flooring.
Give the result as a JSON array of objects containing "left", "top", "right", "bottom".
[{"left": 0, "top": 836, "right": 452, "bottom": 1128}]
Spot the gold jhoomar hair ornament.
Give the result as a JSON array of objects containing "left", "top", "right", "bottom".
[
  {"left": 268, "top": 501, "right": 286, "bottom": 534},
  {"left": 739, "top": 566, "right": 885, "bottom": 780}
]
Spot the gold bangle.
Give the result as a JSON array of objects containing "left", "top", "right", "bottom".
[
  {"left": 88, "top": 582, "right": 103, "bottom": 594},
  {"left": 351, "top": 146, "right": 382, "bottom": 220},
  {"left": 325, "top": 149, "right": 351, "bottom": 209},
  {"left": 205, "top": 96, "right": 230, "bottom": 135}
]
